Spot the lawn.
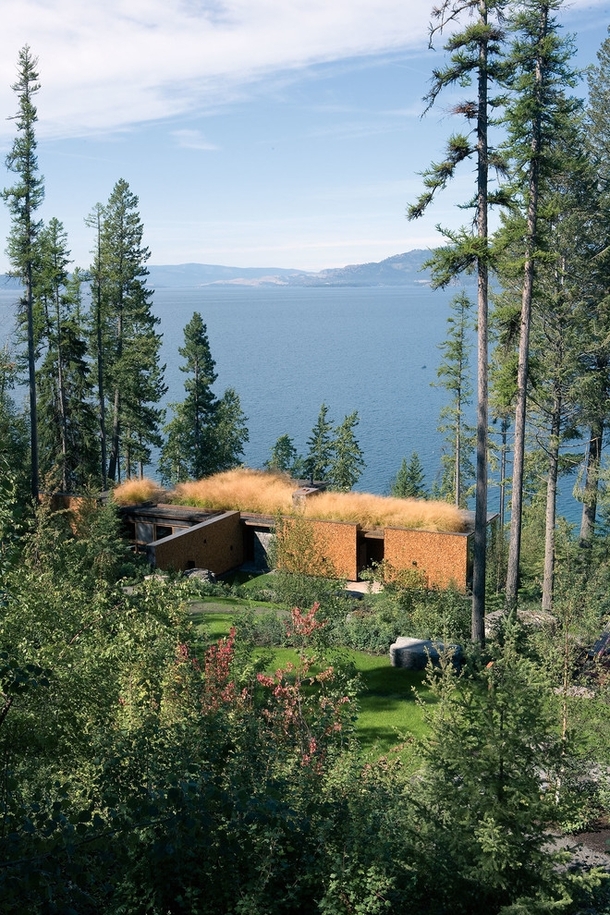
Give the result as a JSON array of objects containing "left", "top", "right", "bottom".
[{"left": 190, "top": 599, "right": 434, "bottom": 755}]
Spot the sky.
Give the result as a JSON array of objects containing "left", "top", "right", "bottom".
[{"left": 0, "top": 0, "right": 609, "bottom": 273}]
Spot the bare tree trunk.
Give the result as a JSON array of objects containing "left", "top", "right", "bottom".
[
  {"left": 26, "top": 262, "right": 39, "bottom": 502},
  {"left": 542, "top": 389, "right": 561, "bottom": 611},
  {"left": 455, "top": 397, "right": 462, "bottom": 508},
  {"left": 108, "top": 386, "right": 121, "bottom": 483},
  {"left": 505, "top": 9, "right": 547, "bottom": 612},
  {"left": 579, "top": 419, "right": 603, "bottom": 546},
  {"left": 472, "top": 2, "right": 490, "bottom": 645},
  {"left": 54, "top": 287, "right": 69, "bottom": 492}
]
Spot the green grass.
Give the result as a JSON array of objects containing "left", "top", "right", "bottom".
[
  {"left": 221, "top": 569, "right": 268, "bottom": 588},
  {"left": 237, "top": 571, "right": 276, "bottom": 591},
  {"left": 190, "top": 600, "right": 435, "bottom": 756}
]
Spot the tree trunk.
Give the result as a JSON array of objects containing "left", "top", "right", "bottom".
[
  {"left": 505, "top": 8, "right": 547, "bottom": 612},
  {"left": 108, "top": 386, "right": 121, "bottom": 483},
  {"left": 26, "top": 263, "right": 39, "bottom": 502},
  {"left": 579, "top": 419, "right": 603, "bottom": 547},
  {"left": 542, "top": 387, "right": 561, "bottom": 611},
  {"left": 472, "top": 2, "right": 490, "bottom": 645}
]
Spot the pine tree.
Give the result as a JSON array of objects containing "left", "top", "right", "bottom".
[
  {"left": 304, "top": 403, "right": 334, "bottom": 484},
  {"left": 34, "top": 220, "right": 98, "bottom": 491},
  {"left": 413, "top": 638, "right": 570, "bottom": 913},
  {"left": 2, "top": 46, "right": 44, "bottom": 501},
  {"left": 408, "top": 0, "right": 509, "bottom": 643},
  {"left": 434, "top": 292, "right": 475, "bottom": 507},
  {"left": 574, "top": 28, "right": 610, "bottom": 547},
  {"left": 85, "top": 203, "right": 108, "bottom": 489},
  {"left": 265, "top": 434, "right": 303, "bottom": 477},
  {"left": 327, "top": 411, "right": 365, "bottom": 492},
  {"left": 159, "top": 313, "right": 248, "bottom": 483},
  {"left": 206, "top": 388, "right": 249, "bottom": 474},
  {"left": 89, "top": 179, "right": 166, "bottom": 482},
  {"left": 501, "top": 0, "right": 580, "bottom": 611},
  {"left": 391, "top": 453, "right": 427, "bottom": 498}
]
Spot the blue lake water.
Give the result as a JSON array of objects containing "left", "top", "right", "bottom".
[{"left": 0, "top": 282, "right": 583, "bottom": 523}]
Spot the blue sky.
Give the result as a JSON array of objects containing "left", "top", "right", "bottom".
[{"left": 0, "top": 0, "right": 608, "bottom": 273}]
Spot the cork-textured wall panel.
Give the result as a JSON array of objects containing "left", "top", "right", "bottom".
[
  {"left": 150, "top": 511, "right": 243, "bottom": 574},
  {"left": 308, "top": 519, "right": 359, "bottom": 581},
  {"left": 384, "top": 527, "right": 471, "bottom": 591}
]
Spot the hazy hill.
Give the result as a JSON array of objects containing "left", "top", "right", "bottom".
[
  {"left": 1, "top": 250, "right": 434, "bottom": 291},
  {"left": 145, "top": 263, "right": 302, "bottom": 287},
  {"left": 145, "top": 250, "right": 432, "bottom": 288},
  {"left": 285, "top": 250, "right": 432, "bottom": 287}
]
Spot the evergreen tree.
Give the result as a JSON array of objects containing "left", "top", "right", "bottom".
[
  {"left": 501, "top": 0, "right": 579, "bottom": 611},
  {"left": 34, "top": 220, "right": 98, "bottom": 491},
  {"left": 391, "top": 453, "right": 427, "bottom": 499},
  {"left": 408, "top": 0, "right": 509, "bottom": 643},
  {"left": 304, "top": 403, "right": 334, "bottom": 484},
  {"left": 159, "top": 313, "right": 248, "bottom": 483},
  {"left": 206, "top": 387, "right": 249, "bottom": 474},
  {"left": 2, "top": 45, "right": 44, "bottom": 501},
  {"left": 264, "top": 434, "right": 303, "bottom": 477},
  {"left": 0, "top": 346, "right": 28, "bottom": 506},
  {"left": 327, "top": 411, "right": 365, "bottom": 492},
  {"left": 574, "top": 29, "right": 610, "bottom": 547},
  {"left": 525, "top": 134, "right": 593, "bottom": 609},
  {"left": 89, "top": 179, "right": 166, "bottom": 482},
  {"left": 434, "top": 292, "right": 475, "bottom": 507},
  {"left": 85, "top": 202, "right": 108, "bottom": 488},
  {"left": 413, "top": 638, "right": 572, "bottom": 913}
]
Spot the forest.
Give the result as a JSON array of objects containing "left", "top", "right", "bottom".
[{"left": 5, "top": 0, "right": 610, "bottom": 912}]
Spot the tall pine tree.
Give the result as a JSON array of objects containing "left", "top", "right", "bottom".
[
  {"left": 408, "top": 0, "right": 509, "bottom": 643},
  {"left": 89, "top": 180, "right": 166, "bottom": 483},
  {"left": 501, "top": 0, "right": 579, "bottom": 611},
  {"left": 159, "top": 313, "right": 248, "bottom": 483},
  {"left": 35, "top": 219, "right": 97, "bottom": 491},
  {"left": 434, "top": 292, "right": 475, "bottom": 508},
  {"left": 2, "top": 45, "right": 44, "bottom": 501}
]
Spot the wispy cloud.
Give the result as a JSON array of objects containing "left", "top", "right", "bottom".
[
  {"left": 0, "top": 0, "right": 441, "bottom": 138},
  {"left": 1, "top": 0, "right": 603, "bottom": 140},
  {"left": 171, "top": 129, "right": 219, "bottom": 151}
]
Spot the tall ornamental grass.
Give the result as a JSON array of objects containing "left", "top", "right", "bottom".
[{"left": 172, "top": 468, "right": 468, "bottom": 532}]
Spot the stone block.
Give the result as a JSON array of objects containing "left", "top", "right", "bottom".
[{"left": 389, "top": 636, "right": 463, "bottom": 670}]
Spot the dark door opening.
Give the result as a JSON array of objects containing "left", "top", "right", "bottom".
[{"left": 357, "top": 532, "right": 384, "bottom": 578}]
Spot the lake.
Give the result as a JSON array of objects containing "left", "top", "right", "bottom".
[{"left": 0, "top": 281, "right": 582, "bottom": 522}]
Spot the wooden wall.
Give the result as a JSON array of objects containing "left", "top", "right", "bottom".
[
  {"left": 149, "top": 511, "right": 243, "bottom": 574},
  {"left": 384, "top": 527, "right": 472, "bottom": 591},
  {"left": 308, "top": 519, "right": 359, "bottom": 581}
]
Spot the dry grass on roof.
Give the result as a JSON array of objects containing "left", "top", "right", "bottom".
[
  {"left": 171, "top": 468, "right": 295, "bottom": 515},
  {"left": 301, "top": 489, "right": 467, "bottom": 532},
  {"left": 169, "top": 468, "right": 468, "bottom": 533},
  {"left": 112, "top": 477, "right": 165, "bottom": 506}
]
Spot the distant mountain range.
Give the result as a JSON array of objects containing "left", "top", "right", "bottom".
[
  {"left": 146, "top": 250, "right": 432, "bottom": 288},
  {"left": 0, "top": 250, "right": 435, "bottom": 291}
]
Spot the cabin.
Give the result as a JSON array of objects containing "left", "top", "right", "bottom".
[{"left": 118, "top": 485, "right": 496, "bottom": 592}]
